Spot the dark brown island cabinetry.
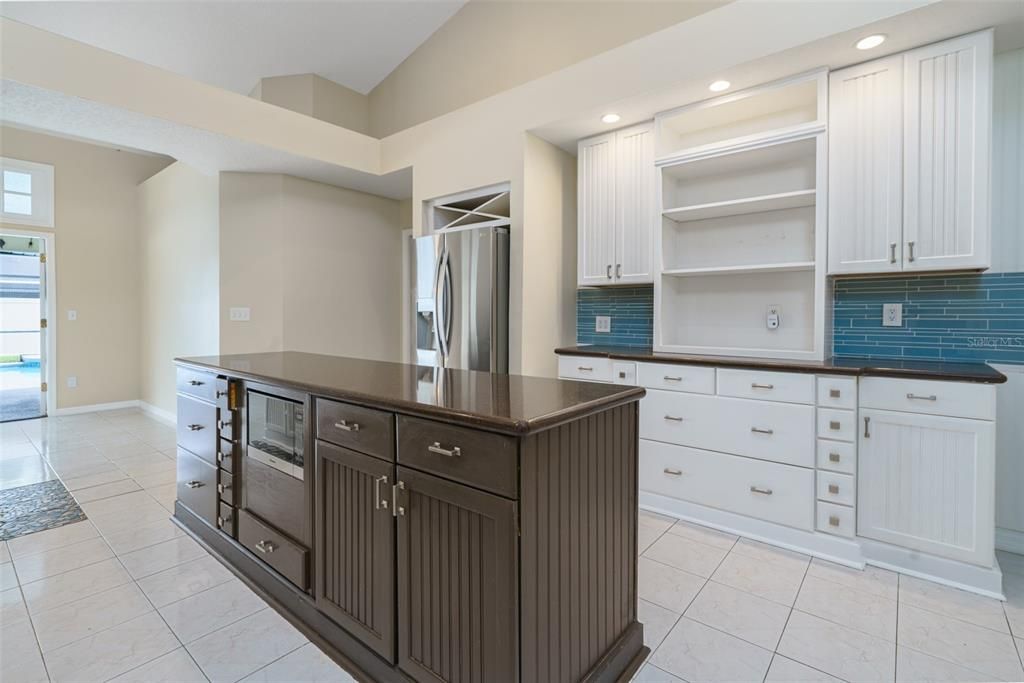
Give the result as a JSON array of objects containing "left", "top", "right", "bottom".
[{"left": 173, "top": 351, "right": 646, "bottom": 683}]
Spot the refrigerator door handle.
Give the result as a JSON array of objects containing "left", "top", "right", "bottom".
[
  {"left": 442, "top": 249, "right": 453, "bottom": 361},
  {"left": 433, "top": 245, "right": 448, "bottom": 360}
]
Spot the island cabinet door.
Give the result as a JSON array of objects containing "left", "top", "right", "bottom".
[
  {"left": 315, "top": 441, "right": 396, "bottom": 663},
  {"left": 396, "top": 466, "right": 519, "bottom": 683}
]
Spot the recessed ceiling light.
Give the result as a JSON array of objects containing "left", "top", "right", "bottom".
[
  {"left": 856, "top": 34, "right": 886, "bottom": 50},
  {"left": 601, "top": 113, "right": 621, "bottom": 124},
  {"left": 709, "top": 80, "right": 731, "bottom": 93}
]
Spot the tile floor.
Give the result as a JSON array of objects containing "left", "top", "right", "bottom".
[{"left": 2, "top": 409, "right": 1023, "bottom": 682}]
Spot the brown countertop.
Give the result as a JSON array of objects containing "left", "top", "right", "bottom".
[
  {"left": 176, "top": 351, "right": 645, "bottom": 435},
  {"left": 555, "top": 345, "right": 1007, "bottom": 384}
]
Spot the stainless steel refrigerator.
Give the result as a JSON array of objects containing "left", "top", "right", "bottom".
[{"left": 412, "top": 225, "right": 509, "bottom": 372}]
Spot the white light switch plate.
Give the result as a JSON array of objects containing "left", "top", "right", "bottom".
[
  {"left": 595, "top": 316, "right": 611, "bottom": 333},
  {"left": 67, "top": 310, "right": 77, "bottom": 321},
  {"left": 229, "top": 307, "right": 251, "bottom": 322},
  {"left": 883, "top": 303, "right": 903, "bottom": 327},
  {"left": 66, "top": 376, "right": 77, "bottom": 388}
]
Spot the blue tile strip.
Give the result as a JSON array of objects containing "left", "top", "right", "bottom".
[
  {"left": 833, "top": 272, "right": 1024, "bottom": 364},
  {"left": 576, "top": 286, "right": 653, "bottom": 348}
]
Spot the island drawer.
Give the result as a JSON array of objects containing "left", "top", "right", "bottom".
[
  {"left": 316, "top": 399, "right": 395, "bottom": 461},
  {"left": 238, "top": 509, "right": 309, "bottom": 591},
  {"left": 177, "top": 395, "right": 217, "bottom": 465},
  {"left": 177, "top": 448, "right": 217, "bottom": 528},
  {"left": 176, "top": 367, "right": 217, "bottom": 404},
  {"left": 217, "top": 501, "right": 236, "bottom": 537},
  {"left": 397, "top": 415, "right": 517, "bottom": 498},
  {"left": 216, "top": 440, "right": 236, "bottom": 474},
  {"left": 218, "top": 469, "right": 235, "bottom": 507}
]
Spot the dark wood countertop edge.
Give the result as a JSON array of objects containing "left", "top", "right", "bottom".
[
  {"left": 174, "top": 358, "right": 646, "bottom": 435},
  {"left": 554, "top": 347, "right": 1008, "bottom": 384}
]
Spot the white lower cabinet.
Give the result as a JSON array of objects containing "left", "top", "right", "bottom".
[{"left": 857, "top": 408, "right": 995, "bottom": 566}]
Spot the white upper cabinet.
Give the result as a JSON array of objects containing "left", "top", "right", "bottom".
[
  {"left": 903, "top": 30, "right": 993, "bottom": 271},
  {"left": 828, "top": 30, "right": 993, "bottom": 274},
  {"left": 828, "top": 56, "right": 904, "bottom": 274},
  {"left": 577, "top": 123, "right": 655, "bottom": 286}
]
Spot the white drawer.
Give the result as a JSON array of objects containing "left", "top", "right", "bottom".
[
  {"left": 640, "top": 439, "right": 814, "bottom": 531},
  {"left": 816, "top": 376, "right": 857, "bottom": 410},
  {"left": 557, "top": 355, "right": 612, "bottom": 383},
  {"left": 717, "top": 368, "right": 815, "bottom": 404},
  {"left": 817, "top": 408, "right": 856, "bottom": 442},
  {"left": 637, "top": 362, "right": 715, "bottom": 394},
  {"left": 612, "top": 361, "right": 637, "bottom": 385},
  {"left": 816, "top": 501, "right": 855, "bottom": 538},
  {"left": 816, "top": 471, "right": 856, "bottom": 507},
  {"left": 859, "top": 377, "right": 995, "bottom": 421},
  {"left": 816, "top": 439, "right": 855, "bottom": 475},
  {"left": 640, "top": 389, "right": 815, "bottom": 468}
]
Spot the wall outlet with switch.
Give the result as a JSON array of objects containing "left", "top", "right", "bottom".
[
  {"left": 766, "top": 305, "right": 781, "bottom": 330},
  {"left": 229, "top": 307, "right": 251, "bottom": 322},
  {"left": 882, "top": 303, "right": 903, "bottom": 327},
  {"left": 595, "top": 316, "right": 611, "bottom": 333}
]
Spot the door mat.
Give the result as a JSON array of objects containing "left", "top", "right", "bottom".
[{"left": 0, "top": 479, "right": 87, "bottom": 541}]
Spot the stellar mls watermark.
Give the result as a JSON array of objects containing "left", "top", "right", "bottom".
[{"left": 965, "top": 336, "right": 1024, "bottom": 348}]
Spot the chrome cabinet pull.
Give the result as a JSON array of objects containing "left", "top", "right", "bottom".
[
  {"left": 334, "top": 420, "right": 360, "bottom": 432},
  {"left": 428, "top": 442, "right": 461, "bottom": 457},
  {"left": 217, "top": 483, "right": 230, "bottom": 494},
  {"left": 751, "top": 383, "right": 774, "bottom": 390},
  {"left": 829, "top": 515, "right": 841, "bottom": 527},
  {"left": 392, "top": 481, "right": 406, "bottom": 517},
  {"left": 616, "top": 264, "right": 622, "bottom": 278},
  {"left": 906, "top": 393, "right": 937, "bottom": 401},
  {"left": 664, "top": 415, "right": 683, "bottom": 422},
  {"left": 187, "top": 424, "right": 203, "bottom": 431},
  {"left": 864, "top": 416, "right": 871, "bottom": 438},
  {"left": 828, "top": 484, "right": 840, "bottom": 495},
  {"left": 216, "top": 389, "right": 228, "bottom": 398},
  {"left": 663, "top": 468, "right": 683, "bottom": 476},
  {"left": 188, "top": 379, "right": 204, "bottom": 386},
  {"left": 889, "top": 242, "right": 897, "bottom": 264},
  {"left": 750, "top": 486, "right": 773, "bottom": 496},
  {"left": 186, "top": 480, "right": 202, "bottom": 489},
  {"left": 829, "top": 452, "right": 841, "bottom": 463},
  {"left": 829, "top": 388, "right": 841, "bottom": 399},
  {"left": 577, "top": 366, "right": 593, "bottom": 372},
  {"left": 663, "top": 376, "right": 683, "bottom": 382},
  {"left": 606, "top": 264, "right": 613, "bottom": 279},
  {"left": 829, "top": 420, "right": 841, "bottom": 431},
  {"left": 907, "top": 240, "right": 916, "bottom": 262},
  {"left": 374, "top": 475, "right": 389, "bottom": 511},
  {"left": 255, "top": 540, "right": 276, "bottom": 554},
  {"left": 751, "top": 427, "right": 774, "bottom": 435}
]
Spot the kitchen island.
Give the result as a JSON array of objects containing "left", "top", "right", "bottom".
[{"left": 172, "top": 351, "right": 647, "bottom": 683}]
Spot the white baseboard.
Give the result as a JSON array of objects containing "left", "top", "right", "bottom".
[
  {"left": 996, "top": 527, "right": 1024, "bottom": 555},
  {"left": 139, "top": 401, "right": 176, "bottom": 426},
  {"left": 52, "top": 400, "right": 140, "bottom": 416}
]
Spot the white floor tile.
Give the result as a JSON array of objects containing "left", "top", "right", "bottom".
[
  {"left": 711, "top": 550, "right": 806, "bottom": 606},
  {"left": 187, "top": 608, "right": 308, "bottom": 683},
  {"left": 806, "top": 558, "right": 899, "bottom": 601},
  {"left": 7, "top": 519, "right": 98, "bottom": 558},
  {"left": 0, "top": 540, "right": 9, "bottom": 563},
  {"left": 896, "top": 646, "right": 1002, "bottom": 683},
  {"left": 998, "top": 550, "right": 1024, "bottom": 577},
  {"left": 731, "top": 537, "right": 811, "bottom": 568},
  {"left": 240, "top": 642, "right": 356, "bottom": 683},
  {"left": 89, "top": 502, "right": 171, "bottom": 536},
  {"left": 137, "top": 554, "right": 234, "bottom": 607},
  {"left": 0, "top": 561, "right": 18, "bottom": 590},
  {"left": 62, "top": 466, "right": 132, "bottom": 491},
  {"left": 638, "top": 598, "right": 680, "bottom": 652},
  {"left": 79, "top": 489, "right": 163, "bottom": 518},
  {"left": 108, "top": 647, "right": 208, "bottom": 683},
  {"left": 1, "top": 617, "right": 49, "bottom": 683},
  {"left": 900, "top": 574, "right": 1009, "bottom": 633},
  {"left": 0, "top": 454, "right": 57, "bottom": 489},
  {"left": 638, "top": 525, "right": 664, "bottom": 555},
  {"left": 897, "top": 603, "right": 1024, "bottom": 682},
  {"left": 159, "top": 578, "right": 267, "bottom": 644},
  {"left": 685, "top": 579, "right": 791, "bottom": 650},
  {"left": 638, "top": 556, "right": 705, "bottom": 613},
  {"left": 765, "top": 655, "right": 843, "bottom": 682},
  {"left": 1005, "top": 573, "right": 1024, "bottom": 638},
  {"left": 31, "top": 582, "right": 153, "bottom": 652},
  {"left": 0, "top": 585, "right": 29, "bottom": 625},
  {"left": 795, "top": 574, "right": 897, "bottom": 641},
  {"left": 21, "top": 557, "right": 132, "bottom": 614},
  {"left": 102, "top": 517, "right": 185, "bottom": 555},
  {"left": 651, "top": 616, "right": 773, "bottom": 682},
  {"left": 71, "top": 477, "right": 140, "bottom": 504},
  {"left": 643, "top": 532, "right": 729, "bottom": 578},
  {"left": 12, "top": 535, "right": 114, "bottom": 584},
  {"left": 665, "top": 519, "right": 737, "bottom": 550},
  {"left": 639, "top": 510, "right": 675, "bottom": 534},
  {"left": 119, "top": 535, "right": 206, "bottom": 579},
  {"left": 632, "top": 663, "right": 685, "bottom": 682},
  {"left": 777, "top": 610, "right": 895, "bottom": 682}
]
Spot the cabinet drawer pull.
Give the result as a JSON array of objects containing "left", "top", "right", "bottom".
[
  {"left": 663, "top": 468, "right": 683, "bottom": 476},
  {"left": 616, "top": 263, "right": 622, "bottom": 278},
  {"left": 606, "top": 264, "right": 612, "bottom": 279},
  {"left": 217, "top": 482, "right": 230, "bottom": 494},
  {"left": 428, "top": 442, "right": 461, "bottom": 457},
  {"left": 751, "top": 383, "right": 774, "bottom": 390},
  {"left": 333, "top": 420, "right": 360, "bottom": 432},
  {"left": 829, "top": 388, "right": 841, "bottom": 398},
  {"left": 188, "top": 379, "right": 204, "bottom": 386},
  {"left": 751, "top": 427, "right": 774, "bottom": 435},
  {"left": 186, "top": 480, "right": 203, "bottom": 489},
  {"left": 577, "top": 366, "right": 593, "bottom": 372},
  {"left": 864, "top": 416, "right": 871, "bottom": 438},
  {"left": 889, "top": 242, "right": 897, "bottom": 264},
  {"left": 255, "top": 540, "right": 276, "bottom": 554},
  {"left": 663, "top": 376, "right": 683, "bottom": 382},
  {"left": 829, "top": 452, "right": 841, "bottom": 463},
  {"left": 187, "top": 424, "right": 203, "bottom": 431},
  {"left": 750, "top": 486, "right": 773, "bottom": 496},
  {"left": 664, "top": 415, "right": 684, "bottom": 422},
  {"left": 907, "top": 240, "right": 916, "bottom": 262},
  {"left": 216, "top": 389, "right": 228, "bottom": 399},
  {"left": 374, "top": 475, "right": 389, "bottom": 511},
  {"left": 906, "top": 393, "right": 937, "bottom": 401},
  {"left": 828, "top": 484, "right": 840, "bottom": 495},
  {"left": 829, "top": 515, "right": 841, "bottom": 527},
  {"left": 829, "top": 420, "right": 841, "bottom": 431}
]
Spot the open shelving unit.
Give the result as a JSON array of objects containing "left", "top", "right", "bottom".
[
  {"left": 653, "top": 70, "right": 829, "bottom": 360},
  {"left": 427, "top": 184, "right": 511, "bottom": 233}
]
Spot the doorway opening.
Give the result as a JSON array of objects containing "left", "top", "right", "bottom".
[{"left": 0, "top": 232, "right": 49, "bottom": 422}]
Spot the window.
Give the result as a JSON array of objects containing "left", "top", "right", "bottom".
[{"left": 1, "top": 158, "right": 54, "bottom": 228}]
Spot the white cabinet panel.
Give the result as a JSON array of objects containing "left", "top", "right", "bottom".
[
  {"left": 817, "top": 408, "right": 856, "bottom": 442},
  {"left": 903, "top": 30, "right": 992, "bottom": 271},
  {"left": 816, "top": 439, "right": 856, "bottom": 474},
  {"left": 717, "top": 368, "right": 815, "bottom": 404},
  {"left": 556, "top": 355, "right": 612, "bottom": 382},
  {"left": 816, "top": 470, "right": 856, "bottom": 507},
  {"left": 577, "top": 133, "right": 616, "bottom": 285},
  {"left": 816, "top": 376, "right": 857, "bottom": 410},
  {"left": 857, "top": 408, "right": 995, "bottom": 566},
  {"left": 828, "top": 55, "right": 904, "bottom": 274},
  {"left": 615, "top": 123, "right": 655, "bottom": 284},
  {"left": 859, "top": 376, "right": 996, "bottom": 420},
  {"left": 817, "top": 501, "right": 856, "bottom": 538},
  {"left": 637, "top": 362, "right": 716, "bottom": 394}
]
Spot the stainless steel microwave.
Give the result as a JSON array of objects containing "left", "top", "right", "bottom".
[{"left": 246, "top": 390, "right": 305, "bottom": 480}]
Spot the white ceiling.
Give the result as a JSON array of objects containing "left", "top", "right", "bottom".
[{"left": 0, "top": 0, "right": 465, "bottom": 95}]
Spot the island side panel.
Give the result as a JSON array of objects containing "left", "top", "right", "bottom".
[{"left": 519, "top": 402, "right": 642, "bottom": 682}]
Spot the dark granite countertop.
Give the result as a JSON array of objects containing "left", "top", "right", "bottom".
[
  {"left": 176, "top": 351, "right": 646, "bottom": 435},
  {"left": 555, "top": 345, "right": 1007, "bottom": 384}
]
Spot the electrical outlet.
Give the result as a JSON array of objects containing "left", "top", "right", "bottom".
[
  {"left": 883, "top": 303, "right": 903, "bottom": 327},
  {"left": 595, "top": 316, "right": 611, "bottom": 333},
  {"left": 66, "top": 376, "right": 77, "bottom": 388},
  {"left": 229, "top": 307, "right": 251, "bottom": 322},
  {"left": 67, "top": 310, "right": 77, "bottom": 321},
  {"left": 766, "top": 305, "right": 781, "bottom": 330}
]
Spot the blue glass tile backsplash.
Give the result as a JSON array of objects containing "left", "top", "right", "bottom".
[{"left": 575, "top": 273, "right": 1024, "bottom": 364}]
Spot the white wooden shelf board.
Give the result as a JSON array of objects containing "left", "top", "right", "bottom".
[
  {"left": 661, "top": 261, "right": 816, "bottom": 277},
  {"left": 663, "top": 189, "right": 816, "bottom": 223}
]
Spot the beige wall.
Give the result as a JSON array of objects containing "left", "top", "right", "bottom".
[
  {"left": 0, "top": 126, "right": 171, "bottom": 409},
  {"left": 138, "top": 162, "right": 220, "bottom": 415},
  {"left": 367, "top": 0, "right": 725, "bottom": 137},
  {"left": 219, "top": 173, "right": 403, "bottom": 362},
  {"left": 254, "top": 74, "right": 372, "bottom": 137}
]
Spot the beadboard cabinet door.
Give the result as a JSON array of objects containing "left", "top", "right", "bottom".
[
  {"left": 828, "top": 55, "right": 904, "bottom": 274},
  {"left": 578, "top": 132, "right": 617, "bottom": 286},
  {"left": 903, "top": 30, "right": 992, "bottom": 271},
  {"left": 857, "top": 409, "right": 995, "bottom": 566},
  {"left": 614, "top": 122, "right": 656, "bottom": 284}
]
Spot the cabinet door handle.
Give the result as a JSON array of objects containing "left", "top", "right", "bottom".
[
  {"left": 606, "top": 264, "right": 613, "bottom": 279},
  {"left": 334, "top": 420, "right": 360, "bottom": 432},
  {"left": 577, "top": 366, "right": 593, "bottom": 372},
  {"left": 751, "top": 427, "right": 774, "bottom": 435},
  {"left": 255, "top": 540, "right": 276, "bottom": 554},
  {"left": 663, "top": 375, "right": 682, "bottom": 382},
  {"left": 864, "top": 416, "right": 871, "bottom": 438},
  {"left": 188, "top": 379, "right": 204, "bottom": 386},
  {"left": 750, "top": 486, "right": 773, "bottom": 496},
  {"left": 217, "top": 483, "right": 230, "bottom": 494},
  {"left": 663, "top": 415, "right": 683, "bottom": 422},
  {"left": 392, "top": 481, "right": 406, "bottom": 517},
  {"left": 906, "top": 393, "right": 937, "bottom": 401},
  {"left": 663, "top": 468, "right": 683, "bottom": 476},
  {"left": 751, "top": 383, "right": 774, "bottom": 390},
  {"left": 616, "top": 264, "right": 622, "bottom": 278},
  {"left": 829, "top": 420, "right": 841, "bottom": 431},
  {"left": 829, "top": 452, "right": 841, "bottom": 463},
  {"left": 216, "top": 389, "right": 228, "bottom": 399},
  {"left": 374, "top": 475, "right": 389, "bottom": 511},
  {"left": 829, "top": 515, "right": 841, "bottom": 527},
  {"left": 889, "top": 242, "right": 897, "bottom": 264},
  {"left": 187, "top": 424, "right": 203, "bottom": 431},
  {"left": 428, "top": 442, "right": 461, "bottom": 457},
  {"left": 828, "top": 484, "right": 840, "bottom": 495},
  {"left": 907, "top": 240, "right": 916, "bottom": 262},
  {"left": 186, "top": 480, "right": 203, "bottom": 489}
]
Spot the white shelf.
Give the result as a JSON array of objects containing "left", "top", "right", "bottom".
[
  {"left": 663, "top": 189, "right": 816, "bottom": 223},
  {"left": 662, "top": 261, "right": 815, "bottom": 277}
]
